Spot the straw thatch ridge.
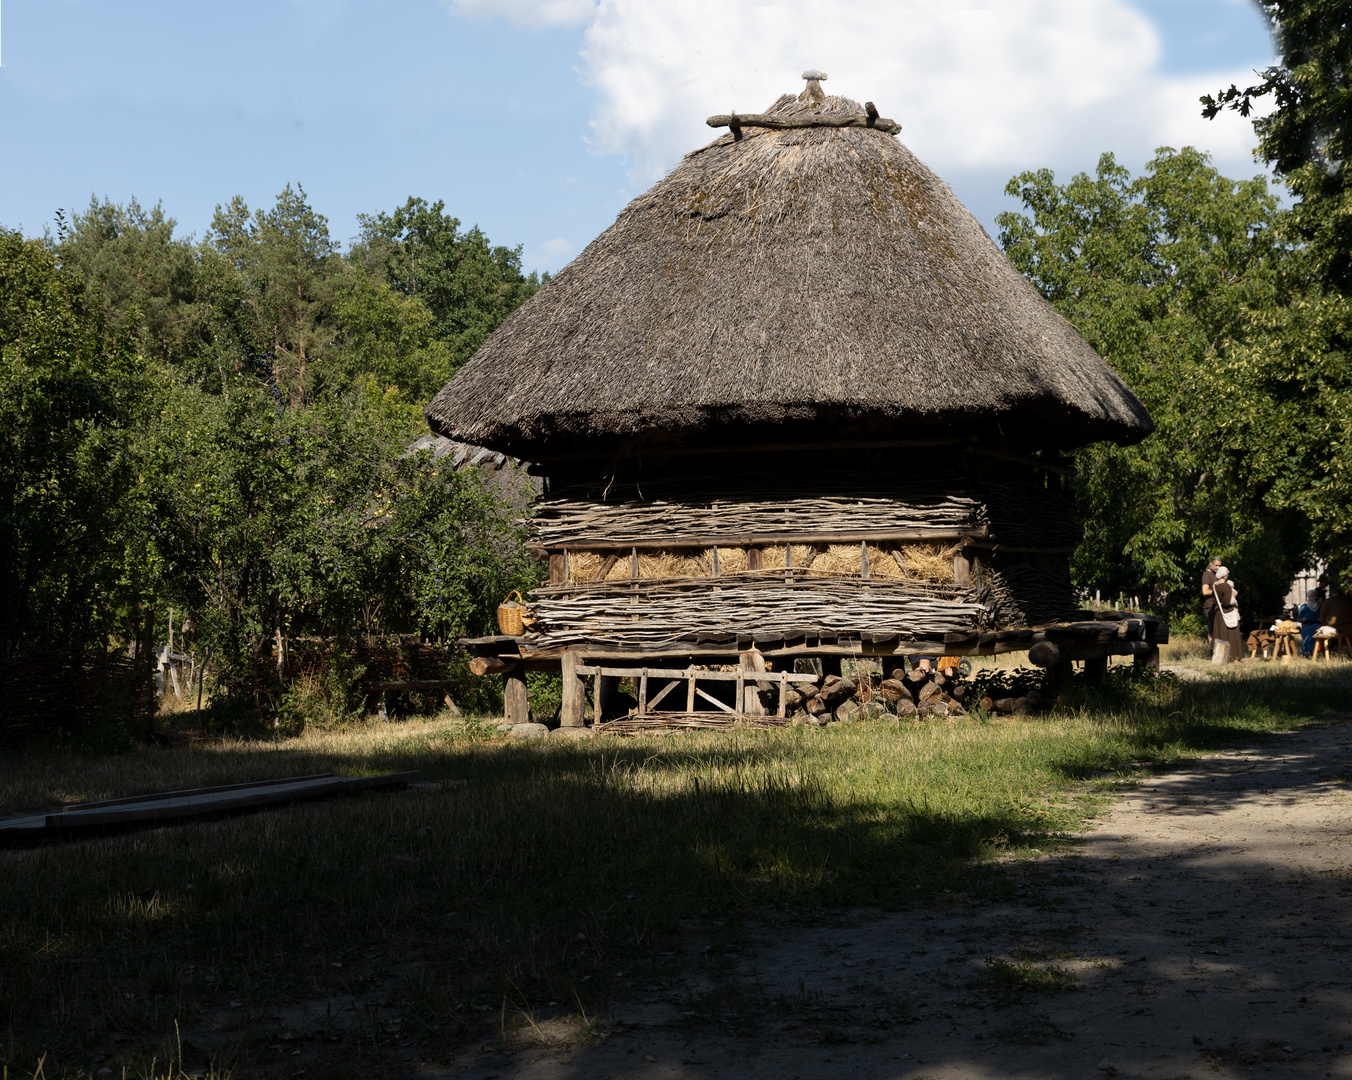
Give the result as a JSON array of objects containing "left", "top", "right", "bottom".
[{"left": 427, "top": 88, "right": 1154, "bottom": 457}]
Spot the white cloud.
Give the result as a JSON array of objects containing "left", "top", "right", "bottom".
[
  {"left": 579, "top": 0, "right": 1270, "bottom": 184},
  {"left": 443, "top": 0, "right": 598, "bottom": 29},
  {"left": 448, "top": 0, "right": 1274, "bottom": 189},
  {"left": 526, "top": 236, "right": 576, "bottom": 269}
]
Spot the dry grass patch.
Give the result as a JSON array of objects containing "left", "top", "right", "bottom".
[{"left": 3, "top": 662, "right": 1351, "bottom": 1077}]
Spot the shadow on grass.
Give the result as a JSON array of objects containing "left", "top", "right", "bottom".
[{"left": 1, "top": 664, "right": 1350, "bottom": 1078}]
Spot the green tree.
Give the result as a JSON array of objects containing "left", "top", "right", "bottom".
[
  {"left": 56, "top": 196, "right": 204, "bottom": 367},
  {"left": 1201, "top": 0, "right": 1352, "bottom": 581},
  {"left": 0, "top": 228, "right": 152, "bottom": 654},
  {"left": 205, "top": 184, "right": 342, "bottom": 407},
  {"left": 351, "top": 197, "right": 544, "bottom": 375},
  {"left": 1202, "top": 0, "right": 1351, "bottom": 293},
  {"left": 998, "top": 147, "right": 1310, "bottom": 618}
]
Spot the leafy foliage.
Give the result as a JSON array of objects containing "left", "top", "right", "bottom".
[
  {"left": 0, "top": 230, "right": 152, "bottom": 654},
  {"left": 4, "top": 185, "right": 542, "bottom": 729},
  {"left": 998, "top": 148, "right": 1311, "bottom": 615},
  {"left": 1201, "top": 0, "right": 1351, "bottom": 293},
  {"left": 351, "top": 197, "right": 546, "bottom": 388}
]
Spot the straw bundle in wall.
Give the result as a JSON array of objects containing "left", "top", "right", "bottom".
[
  {"left": 895, "top": 543, "right": 959, "bottom": 583},
  {"left": 564, "top": 541, "right": 961, "bottom": 584}
]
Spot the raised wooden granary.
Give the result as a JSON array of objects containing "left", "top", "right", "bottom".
[{"left": 428, "top": 72, "right": 1164, "bottom": 728}]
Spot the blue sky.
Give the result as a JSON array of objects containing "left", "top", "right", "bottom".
[{"left": 0, "top": 1, "right": 1276, "bottom": 272}]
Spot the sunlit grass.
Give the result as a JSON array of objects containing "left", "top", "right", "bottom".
[{"left": 2, "top": 656, "right": 1350, "bottom": 1078}]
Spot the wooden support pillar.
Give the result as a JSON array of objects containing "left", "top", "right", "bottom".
[
  {"left": 1051, "top": 656, "right": 1073, "bottom": 690},
  {"left": 560, "top": 651, "right": 585, "bottom": 727},
  {"left": 747, "top": 547, "right": 763, "bottom": 571},
  {"left": 953, "top": 550, "right": 972, "bottom": 588},
  {"left": 1134, "top": 645, "right": 1160, "bottom": 672},
  {"left": 738, "top": 649, "right": 767, "bottom": 715},
  {"left": 504, "top": 668, "right": 529, "bottom": 724},
  {"left": 549, "top": 552, "right": 566, "bottom": 584},
  {"left": 1084, "top": 655, "right": 1108, "bottom": 683}
]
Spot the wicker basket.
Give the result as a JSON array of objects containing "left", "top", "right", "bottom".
[{"left": 496, "top": 591, "right": 527, "bottom": 636}]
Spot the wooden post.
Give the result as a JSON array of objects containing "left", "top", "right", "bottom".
[
  {"left": 777, "top": 672, "right": 788, "bottom": 717},
  {"left": 639, "top": 670, "right": 649, "bottom": 713},
  {"left": 549, "top": 553, "right": 566, "bottom": 584},
  {"left": 687, "top": 672, "right": 697, "bottom": 712},
  {"left": 560, "top": 651, "right": 584, "bottom": 727},
  {"left": 711, "top": 548, "right": 721, "bottom": 576},
  {"left": 631, "top": 546, "right": 639, "bottom": 579},
  {"left": 1052, "top": 656, "right": 1073, "bottom": 689},
  {"left": 747, "top": 547, "right": 762, "bottom": 571},
  {"left": 860, "top": 542, "right": 870, "bottom": 580},
  {"left": 593, "top": 672, "right": 603, "bottom": 725},
  {"left": 953, "top": 551, "right": 972, "bottom": 588},
  {"left": 1134, "top": 646, "right": 1160, "bottom": 673},
  {"left": 504, "top": 669, "right": 529, "bottom": 724}
]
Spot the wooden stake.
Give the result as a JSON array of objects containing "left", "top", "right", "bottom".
[
  {"left": 504, "top": 669, "right": 529, "bottom": 724},
  {"left": 560, "top": 651, "right": 584, "bottom": 727}
]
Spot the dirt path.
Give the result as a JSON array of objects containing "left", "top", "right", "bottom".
[{"left": 426, "top": 716, "right": 1352, "bottom": 1080}]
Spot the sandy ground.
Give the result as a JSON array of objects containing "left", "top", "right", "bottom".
[{"left": 424, "top": 713, "right": 1352, "bottom": 1080}]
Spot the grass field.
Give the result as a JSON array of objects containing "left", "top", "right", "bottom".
[{"left": 2, "top": 648, "right": 1349, "bottom": 1079}]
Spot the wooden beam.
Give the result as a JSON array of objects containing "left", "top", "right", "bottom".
[
  {"left": 592, "top": 554, "right": 619, "bottom": 581},
  {"left": 549, "top": 552, "right": 566, "bottom": 584},
  {"left": 707, "top": 110, "right": 901, "bottom": 135},
  {"left": 367, "top": 678, "right": 465, "bottom": 691},
  {"left": 468, "top": 656, "right": 518, "bottom": 676}
]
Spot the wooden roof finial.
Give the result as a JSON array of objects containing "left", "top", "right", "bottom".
[{"left": 800, "top": 68, "right": 827, "bottom": 104}]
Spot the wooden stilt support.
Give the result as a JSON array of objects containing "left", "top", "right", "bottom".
[
  {"left": 504, "top": 668, "right": 529, "bottom": 724},
  {"left": 1134, "top": 645, "right": 1160, "bottom": 672},
  {"left": 560, "top": 651, "right": 585, "bottom": 727}
]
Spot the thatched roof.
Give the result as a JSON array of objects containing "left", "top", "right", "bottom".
[{"left": 427, "top": 80, "right": 1154, "bottom": 458}]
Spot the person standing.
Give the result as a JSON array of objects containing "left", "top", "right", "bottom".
[
  {"left": 1201, "top": 555, "right": 1222, "bottom": 646},
  {"left": 1298, "top": 590, "right": 1323, "bottom": 657},
  {"left": 1212, "top": 566, "right": 1243, "bottom": 663}
]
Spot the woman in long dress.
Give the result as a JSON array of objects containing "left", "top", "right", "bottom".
[{"left": 1213, "top": 566, "right": 1244, "bottom": 663}]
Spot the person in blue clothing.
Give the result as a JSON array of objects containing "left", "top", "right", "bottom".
[{"left": 1298, "top": 589, "right": 1323, "bottom": 656}]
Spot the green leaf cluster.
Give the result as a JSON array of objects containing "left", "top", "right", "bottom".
[
  {"left": 998, "top": 148, "right": 1311, "bottom": 616},
  {"left": 3, "top": 185, "right": 544, "bottom": 726}
]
